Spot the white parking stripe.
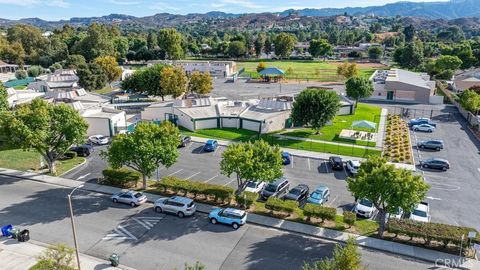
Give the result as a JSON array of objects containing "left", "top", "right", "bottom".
[
  {"left": 116, "top": 225, "right": 138, "bottom": 240},
  {"left": 204, "top": 175, "right": 218, "bottom": 183},
  {"left": 223, "top": 178, "right": 236, "bottom": 186},
  {"left": 133, "top": 218, "right": 151, "bottom": 230},
  {"left": 167, "top": 169, "right": 183, "bottom": 176},
  {"left": 307, "top": 158, "right": 311, "bottom": 171},
  {"left": 327, "top": 195, "right": 338, "bottom": 206},
  {"left": 291, "top": 156, "right": 294, "bottom": 168},
  {"left": 185, "top": 172, "right": 201, "bottom": 180},
  {"left": 77, "top": 173, "right": 90, "bottom": 180}
]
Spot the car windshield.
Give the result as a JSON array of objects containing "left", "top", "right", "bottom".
[
  {"left": 246, "top": 182, "right": 258, "bottom": 188},
  {"left": 289, "top": 188, "right": 302, "bottom": 195},
  {"left": 98, "top": 136, "right": 105, "bottom": 139},
  {"left": 265, "top": 184, "right": 277, "bottom": 192},
  {"left": 412, "top": 209, "right": 427, "bottom": 217},
  {"left": 310, "top": 192, "right": 323, "bottom": 199},
  {"left": 134, "top": 193, "right": 143, "bottom": 198},
  {"left": 187, "top": 202, "right": 194, "bottom": 207},
  {"left": 359, "top": 199, "right": 373, "bottom": 207}
]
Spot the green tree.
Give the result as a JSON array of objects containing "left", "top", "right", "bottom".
[
  {"left": 254, "top": 33, "right": 267, "bottom": 57},
  {"left": 158, "top": 28, "right": 184, "bottom": 60},
  {"left": 274, "top": 33, "right": 297, "bottom": 58},
  {"left": 291, "top": 89, "right": 340, "bottom": 134},
  {"left": 121, "top": 64, "right": 169, "bottom": 99},
  {"left": 303, "top": 238, "right": 363, "bottom": 270},
  {"left": 308, "top": 39, "right": 333, "bottom": 60},
  {"left": 104, "top": 121, "right": 180, "bottom": 189},
  {"left": 0, "top": 84, "right": 8, "bottom": 112},
  {"left": 336, "top": 62, "right": 359, "bottom": 79},
  {"left": 345, "top": 76, "right": 374, "bottom": 108},
  {"left": 256, "top": 62, "right": 266, "bottom": 73},
  {"left": 459, "top": 89, "right": 480, "bottom": 114},
  {"left": 220, "top": 140, "right": 283, "bottom": 192},
  {"left": 77, "top": 63, "right": 108, "bottom": 91},
  {"left": 27, "top": 65, "right": 44, "bottom": 78},
  {"left": 64, "top": 54, "right": 86, "bottom": 69},
  {"left": 34, "top": 243, "right": 75, "bottom": 270},
  {"left": 435, "top": 55, "right": 462, "bottom": 71},
  {"left": 367, "top": 46, "right": 383, "bottom": 62},
  {"left": 347, "top": 156, "right": 429, "bottom": 236},
  {"left": 113, "top": 36, "right": 129, "bottom": 59},
  {"left": 2, "top": 99, "right": 88, "bottom": 174},
  {"left": 403, "top": 24, "right": 416, "bottom": 42},
  {"left": 227, "top": 41, "right": 247, "bottom": 58},
  {"left": 93, "top": 56, "right": 122, "bottom": 85},
  {"left": 73, "top": 23, "right": 115, "bottom": 61},
  {"left": 160, "top": 66, "right": 188, "bottom": 98},
  {"left": 393, "top": 43, "right": 424, "bottom": 69},
  {"left": 188, "top": 71, "right": 212, "bottom": 95}
]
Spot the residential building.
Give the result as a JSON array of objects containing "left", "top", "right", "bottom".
[
  {"left": 453, "top": 69, "right": 480, "bottom": 92},
  {"left": 28, "top": 69, "right": 79, "bottom": 92},
  {"left": 147, "top": 60, "right": 236, "bottom": 77},
  {"left": 0, "top": 60, "right": 22, "bottom": 74}
]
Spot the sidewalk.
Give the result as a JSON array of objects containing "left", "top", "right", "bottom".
[
  {"left": 0, "top": 168, "right": 476, "bottom": 269},
  {"left": 376, "top": 108, "right": 388, "bottom": 148},
  {"left": 0, "top": 238, "right": 135, "bottom": 270}
]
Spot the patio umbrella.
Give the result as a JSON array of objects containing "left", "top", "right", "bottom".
[{"left": 351, "top": 120, "right": 376, "bottom": 130}]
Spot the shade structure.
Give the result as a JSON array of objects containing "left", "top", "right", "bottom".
[
  {"left": 258, "top": 67, "right": 285, "bottom": 76},
  {"left": 351, "top": 120, "right": 377, "bottom": 130}
]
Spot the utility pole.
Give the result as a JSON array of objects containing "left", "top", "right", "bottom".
[{"left": 68, "top": 184, "right": 84, "bottom": 270}]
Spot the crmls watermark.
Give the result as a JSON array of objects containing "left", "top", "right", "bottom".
[{"left": 435, "top": 258, "right": 473, "bottom": 268}]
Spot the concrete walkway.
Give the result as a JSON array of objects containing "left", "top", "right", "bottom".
[
  {"left": 274, "top": 133, "right": 380, "bottom": 150},
  {"left": 0, "top": 168, "right": 475, "bottom": 269},
  {"left": 0, "top": 238, "right": 135, "bottom": 270},
  {"left": 376, "top": 108, "right": 388, "bottom": 148}
]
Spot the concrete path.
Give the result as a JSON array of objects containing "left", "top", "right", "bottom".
[
  {"left": 0, "top": 168, "right": 475, "bottom": 269},
  {"left": 376, "top": 108, "right": 388, "bottom": 148},
  {"left": 273, "top": 134, "right": 379, "bottom": 150}
]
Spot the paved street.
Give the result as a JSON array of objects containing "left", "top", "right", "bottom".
[{"left": 0, "top": 176, "right": 449, "bottom": 270}]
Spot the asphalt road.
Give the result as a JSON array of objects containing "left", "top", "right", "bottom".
[{"left": 0, "top": 176, "right": 448, "bottom": 270}]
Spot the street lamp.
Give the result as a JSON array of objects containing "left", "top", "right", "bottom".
[{"left": 68, "top": 184, "right": 84, "bottom": 270}]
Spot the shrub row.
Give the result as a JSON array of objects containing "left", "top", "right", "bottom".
[
  {"left": 303, "top": 203, "right": 336, "bottom": 222},
  {"left": 388, "top": 219, "right": 480, "bottom": 247},
  {"left": 265, "top": 197, "right": 298, "bottom": 215},
  {"left": 102, "top": 168, "right": 141, "bottom": 188},
  {"left": 343, "top": 211, "right": 356, "bottom": 227},
  {"left": 235, "top": 191, "right": 258, "bottom": 209},
  {"left": 157, "top": 176, "right": 234, "bottom": 203}
]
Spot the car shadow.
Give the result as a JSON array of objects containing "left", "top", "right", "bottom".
[
  {"left": 414, "top": 164, "right": 446, "bottom": 173},
  {"left": 191, "top": 145, "right": 205, "bottom": 154},
  {"left": 317, "top": 162, "right": 330, "bottom": 174}
]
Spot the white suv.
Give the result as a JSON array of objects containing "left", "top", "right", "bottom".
[
  {"left": 154, "top": 196, "right": 196, "bottom": 218},
  {"left": 408, "top": 202, "right": 431, "bottom": 222}
]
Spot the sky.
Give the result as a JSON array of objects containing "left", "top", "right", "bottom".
[{"left": 0, "top": 0, "right": 448, "bottom": 20}]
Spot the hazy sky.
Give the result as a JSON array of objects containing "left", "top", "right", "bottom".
[{"left": 0, "top": 0, "right": 447, "bottom": 20}]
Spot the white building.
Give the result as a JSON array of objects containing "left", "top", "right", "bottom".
[
  {"left": 28, "top": 69, "right": 79, "bottom": 92},
  {"left": 147, "top": 60, "right": 237, "bottom": 77}
]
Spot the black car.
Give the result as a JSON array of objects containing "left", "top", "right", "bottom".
[
  {"left": 417, "top": 140, "right": 444, "bottom": 151},
  {"left": 329, "top": 156, "right": 343, "bottom": 170},
  {"left": 178, "top": 136, "right": 191, "bottom": 147},
  {"left": 420, "top": 158, "right": 450, "bottom": 171},
  {"left": 69, "top": 145, "right": 92, "bottom": 157},
  {"left": 284, "top": 184, "right": 309, "bottom": 202}
]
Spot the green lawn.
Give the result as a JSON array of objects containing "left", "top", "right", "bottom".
[
  {"left": 180, "top": 127, "right": 259, "bottom": 142},
  {"left": 237, "top": 60, "right": 378, "bottom": 82},
  {"left": 13, "top": 85, "right": 27, "bottom": 90},
  {"left": 94, "top": 85, "right": 116, "bottom": 95},
  {"left": 282, "top": 103, "right": 382, "bottom": 147}
]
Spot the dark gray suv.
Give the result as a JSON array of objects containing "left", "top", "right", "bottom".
[
  {"left": 261, "top": 178, "right": 290, "bottom": 200},
  {"left": 417, "top": 140, "right": 444, "bottom": 151}
]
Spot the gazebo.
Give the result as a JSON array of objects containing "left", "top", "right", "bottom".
[
  {"left": 351, "top": 120, "right": 377, "bottom": 130},
  {"left": 258, "top": 67, "right": 285, "bottom": 82}
]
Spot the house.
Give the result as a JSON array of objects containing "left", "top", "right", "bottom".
[
  {"left": 81, "top": 106, "right": 127, "bottom": 137},
  {"left": 453, "top": 69, "right": 480, "bottom": 92},
  {"left": 0, "top": 60, "right": 21, "bottom": 74},
  {"left": 147, "top": 60, "right": 236, "bottom": 77},
  {"left": 27, "top": 69, "right": 79, "bottom": 92},
  {"left": 369, "top": 69, "right": 441, "bottom": 104}
]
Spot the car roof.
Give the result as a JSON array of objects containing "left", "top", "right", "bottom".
[
  {"left": 293, "top": 184, "right": 308, "bottom": 190},
  {"left": 348, "top": 160, "right": 361, "bottom": 166},
  {"left": 415, "top": 203, "right": 429, "bottom": 212},
  {"left": 427, "top": 158, "right": 449, "bottom": 162},
  {"left": 206, "top": 140, "right": 216, "bottom": 144},
  {"left": 224, "top": 208, "right": 245, "bottom": 216},
  {"left": 169, "top": 196, "right": 193, "bottom": 204},
  {"left": 281, "top": 152, "right": 290, "bottom": 157},
  {"left": 270, "top": 177, "right": 288, "bottom": 185},
  {"left": 421, "top": 139, "right": 443, "bottom": 143},
  {"left": 330, "top": 156, "right": 342, "bottom": 161}
]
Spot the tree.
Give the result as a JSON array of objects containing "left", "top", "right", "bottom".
[
  {"left": 158, "top": 28, "right": 184, "bottom": 60},
  {"left": 113, "top": 36, "right": 129, "bottom": 59},
  {"left": 188, "top": 71, "right": 212, "bottom": 95},
  {"left": 367, "top": 46, "right": 383, "bottom": 62},
  {"left": 347, "top": 156, "right": 429, "bottom": 236},
  {"left": 160, "top": 66, "right": 188, "bottom": 98},
  {"left": 345, "top": 76, "right": 374, "bottom": 108},
  {"left": 121, "top": 64, "right": 169, "bottom": 99},
  {"left": 254, "top": 33, "right": 266, "bottom": 57},
  {"left": 34, "top": 243, "right": 75, "bottom": 270},
  {"left": 393, "top": 43, "right": 424, "bottom": 69},
  {"left": 15, "top": 70, "right": 27, "bottom": 80},
  {"left": 336, "top": 62, "right": 359, "bottom": 79},
  {"left": 2, "top": 99, "right": 88, "bottom": 174},
  {"left": 291, "top": 89, "right": 340, "bottom": 134},
  {"left": 403, "top": 24, "right": 415, "bottom": 42},
  {"left": 459, "top": 89, "right": 480, "bottom": 114},
  {"left": 73, "top": 23, "right": 115, "bottom": 61},
  {"left": 435, "top": 55, "right": 462, "bottom": 71},
  {"left": 303, "top": 238, "right": 363, "bottom": 270},
  {"left": 256, "top": 62, "right": 266, "bottom": 73},
  {"left": 64, "top": 54, "right": 86, "bottom": 69},
  {"left": 93, "top": 56, "right": 122, "bottom": 85},
  {"left": 220, "top": 140, "right": 283, "bottom": 192},
  {"left": 0, "top": 84, "right": 8, "bottom": 112},
  {"left": 308, "top": 39, "right": 333, "bottom": 60},
  {"left": 27, "top": 65, "right": 44, "bottom": 78},
  {"left": 274, "top": 33, "right": 297, "bottom": 58},
  {"left": 77, "top": 63, "right": 108, "bottom": 91},
  {"left": 104, "top": 121, "right": 180, "bottom": 189},
  {"left": 227, "top": 41, "right": 246, "bottom": 58}
]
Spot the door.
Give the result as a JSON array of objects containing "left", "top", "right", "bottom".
[{"left": 387, "top": 91, "right": 394, "bottom": 100}]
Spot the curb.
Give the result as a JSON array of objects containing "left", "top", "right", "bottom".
[{"left": 59, "top": 157, "right": 88, "bottom": 177}]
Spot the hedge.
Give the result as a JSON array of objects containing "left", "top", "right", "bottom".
[
  {"left": 157, "top": 176, "right": 234, "bottom": 203},
  {"left": 388, "top": 219, "right": 480, "bottom": 247},
  {"left": 303, "top": 203, "right": 336, "bottom": 223},
  {"left": 343, "top": 211, "right": 356, "bottom": 227},
  {"left": 265, "top": 197, "right": 298, "bottom": 216},
  {"left": 102, "top": 168, "right": 141, "bottom": 188},
  {"left": 236, "top": 191, "right": 258, "bottom": 209}
]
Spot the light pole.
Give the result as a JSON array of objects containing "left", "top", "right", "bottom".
[{"left": 68, "top": 184, "right": 84, "bottom": 270}]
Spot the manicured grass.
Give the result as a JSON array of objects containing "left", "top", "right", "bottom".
[
  {"left": 237, "top": 60, "right": 379, "bottom": 82},
  {"left": 94, "top": 85, "right": 115, "bottom": 95},
  {"left": 282, "top": 103, "right": 382, "bottom": 147},
  {"left": 180, "top": 127, "right": 259, "bottom": 142},
  {"left": 53, "top": 157, "right": 85, "bottom": 176},
  {"left": 13, "top": 85, "right": 27, "bottom": 90},
  {"left": 334, "top": 215, "right": 379, "bottom": 236}
]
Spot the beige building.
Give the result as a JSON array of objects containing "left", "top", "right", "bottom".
[
  {"left": 147, "top": 60, "right": 236, "bottom": 77},
  {"left": 453, "top": 69, "right": 480, "bottom": 92}
]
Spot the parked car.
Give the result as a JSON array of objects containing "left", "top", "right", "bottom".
[
  {"left": 412, "top": 124, "right": 435, "bottom": 132},
  {"left": 154, "top": 196, "right": 196, "bottom": 218},
  {"left": 419, "top": 158, "right": 450, "bottom": 171},
  {"left": 408, "top": 118, "right": 437, "bottom": 127},
  {"left": 307, "top": 185, "right": 330, "bottom": 205},
  {"left": 209, "top": 208, "right": 247, "bottom": 229},
  {"left": 88, "top": 134, "right": 109, "bottom": 145},
  {"left": 329, "top": 156, "right": 343, "bottom": 170},
  {"left": 111, "top": 191, "right": 147, "bottom": 207},
  {"left": 281, "top": 151, "right": 292, "bottom": 165},
  {"left": 203, "top": 140, "right": 218, "bottom": 152},
  {"left": 386, "top": 207, "right": 404, "bottom": 220},
  {"left": 117, "top": 130, "right": 130, "bottom": 135},
  {"left": 354, "top": 198, "right": 377, "bottom": 218},
  {"left": 260, "top": 177, "right": 290, "bottom": 200},
  {"left": 244, "top": 181, "right": 267, "bottom": 193},
  {"left": 284, "top": 184, "right": 309, "bottom": 202},
  {"left": 178, "top": 136, "right": 191, "bottom": 148},
  {"left": 417, "top": 140, "right": 444, "bottom": 151},
  {"left": 69, "top": 144, "right": 92, "bottom": 157},
  {"left": 346, "top": 160, "right": 361, "bottom": 175},
  {"left": 407, "top": 202, "right": 431, "bottom": 222}
]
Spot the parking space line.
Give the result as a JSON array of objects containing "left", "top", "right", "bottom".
[
  {"left": 223, "top": 178, "right": 236, "bottom": 186},
  {"left": 133, "top": 218, "right": 151, "bottom": 230},
  {"left": 185, "top": 172, "right": 201, "bottom": 180},
  {"left": 167, "top": 169, "right": 183, "bottom": 176},
  {"left": 204, "top": 175, "right": 218, "bottom": 183},
  {"left": 291, "top": 156, "right": 294, "bottom": 168},
  {"left": 307, "top": 158, "right": 311, "bottom": 171},
  {"left": 327, "top": 195, "right": 338, "bottom": 206},
  {"left": 77, "top": 173, "right": 90, "bottom": 180}
]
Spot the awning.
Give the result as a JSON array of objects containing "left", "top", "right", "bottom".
[{"left": 351, "top": 120, "right": 377, "bottom": 130}]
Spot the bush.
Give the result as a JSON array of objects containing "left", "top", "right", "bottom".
[
  {"left": 343, "top": 211, "right": 356, "bottom": 227},
  {"left": 235, "top": 191, "right": 258, "bottom": 209},
  {"left": 303, "top": 203, "right": 336, "bottom": 222},
  {"left": 265, "top": 197, "right": 298, "bottom": 216},
  {"left": 102, "top": 168, "right": 141, "bottom": 188},
  {"left": 32, "top": 243, "right": 76, "bottom": 270},
  {"left": 157, "top": 176, "right": 234, "bottom": 203}
]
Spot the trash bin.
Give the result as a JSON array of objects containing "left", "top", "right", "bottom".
[
  {"left": 109, "top": 253, "right": 120, "bottom": 267},
  {"left": 9, "top": 227, "right": 20, "bottom": 239},
  {"left": 18, "top": 229, "right": 30, "bottom": 242},
  {"left": 1, "top": 225, "right": 12, "bottom": 237}
]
